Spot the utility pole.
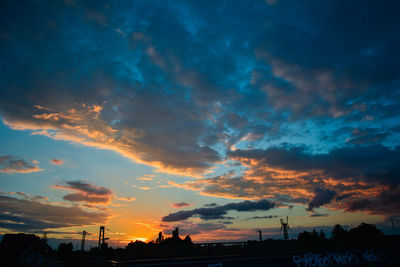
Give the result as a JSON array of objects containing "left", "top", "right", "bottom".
[
  {"left": 257, "top": 230, "right": 262, "bottom": 242},
  {"left": 280, "top": 216, "right": 290, "bottom": 241},
  {"left": 81, "top": 230, "right": 87, "bottom": 251}
]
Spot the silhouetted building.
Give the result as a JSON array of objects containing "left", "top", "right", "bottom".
[{"left": 126, "top": 228, "right": 193, "bottom": 260}]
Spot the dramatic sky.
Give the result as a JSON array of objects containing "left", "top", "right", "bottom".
[{"left": 1, "top": 0, "right": 399, "bottom": 247}]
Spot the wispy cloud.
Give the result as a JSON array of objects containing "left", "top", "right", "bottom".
[
  {"left": 137, "top": 175, "right": 154, "bottom": 181},
  {"left": 139, "top": 186, "right": 150, "bottom": 190},
  {"left": 245, "top": 215, "right": 278, "bottom": 220}
]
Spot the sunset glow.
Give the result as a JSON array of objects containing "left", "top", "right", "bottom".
[{"left": 1, "top": 0, "right": 399, "bottom": 248}]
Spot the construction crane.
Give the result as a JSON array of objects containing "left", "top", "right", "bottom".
[
  {"left": 98, "top": 226, "right": 105, "bottom": 248},
  {"left": 81, "top": 230, "right": 87, "bottom": 251},
  {"left": 98, "top": 226, "right": 110, "bottom": 249},
  {"left": 280, "top": 216, "right": 290, "bottom": 241}
]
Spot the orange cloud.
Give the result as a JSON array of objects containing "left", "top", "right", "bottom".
[
  {"left": 139, "top": 186, "right": 150, "bottom": 190},
  {"left": 0, "top": 155, "right": 43, "bottom": 174},
  {"left": 3, "top": 103, "right": 218, "bottom": 177},
  {"left": 137, "top": 176, "right": 154, "bottom": 181}
]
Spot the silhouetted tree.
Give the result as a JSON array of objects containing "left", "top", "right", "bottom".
[
  {"left": 311, "top": 229, "right": 318, "bottom": 239},
  {"left": 331, "top": 224, "right": 348, "bottom": 241}
]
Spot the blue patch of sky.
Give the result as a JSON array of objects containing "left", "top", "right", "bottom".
[
  {"left": 114, "top": 51, "right": 144, "bottom": 85},
  {"left": 235, "top": 61, "right": 257, "bottom": 94},
  {"left": 166, "top": 0, "right": 204, "bottom": 37}
]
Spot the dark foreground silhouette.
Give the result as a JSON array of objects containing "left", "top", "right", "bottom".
[{"left": 1, "top": 223, "right": 399, "bottom": 266}]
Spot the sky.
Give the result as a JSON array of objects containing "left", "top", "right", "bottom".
[{"left": 0, "top": 0, "right": 400, "bottom": 248}]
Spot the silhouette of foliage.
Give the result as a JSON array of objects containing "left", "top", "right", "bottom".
[
  {"left": 349, "top": 222, "right": 384, "bottom": 242},
  {"left": 331, "top": 224, "right": 349, "bottom": 241}
]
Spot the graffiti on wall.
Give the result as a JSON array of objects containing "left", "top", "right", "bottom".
[{"left": 292, "top": 249, "right": 386, "bottom": 267}]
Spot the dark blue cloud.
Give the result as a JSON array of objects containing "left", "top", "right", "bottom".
[
  {"left": 162, "top": 199, "right": 275, "bottom": 222},
  {"left": 307, "top": 188, "right": 337, "bottom": 211},
  {"left": 245, "top": 215, "right": 278, "bottom": 220}
]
